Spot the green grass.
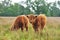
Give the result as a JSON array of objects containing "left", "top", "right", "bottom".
[{"left": 0, "top": 17, "right": 60, "bottom": 40}]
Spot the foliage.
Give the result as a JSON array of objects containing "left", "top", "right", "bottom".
[{"left": 0, "top": 0, "right": 60, "bottom": 16}]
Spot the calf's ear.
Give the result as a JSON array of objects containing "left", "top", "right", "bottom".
[{"left": 26, "top": 15, "right": 29, "bottom": 18}]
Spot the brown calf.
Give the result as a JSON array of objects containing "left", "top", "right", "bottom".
[
  {"left": 10, "top": 15, "right": 29, "bottom": 32},
  {"left": 27, "top": 14, "right": 47, "bottom": 32}
]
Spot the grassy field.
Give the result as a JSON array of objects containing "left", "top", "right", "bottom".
[{"left": 0, "top": 17, "right": 60, "bottom": 40}]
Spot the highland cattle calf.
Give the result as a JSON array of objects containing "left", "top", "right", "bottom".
[
  {"left": 32, "top": 14, "right": 47, "bottom": 32},
  {"left": 10, "top": 15, "right": 29, "bottom": 32},
  {"left": 27, "top": 14, "right": 47, "bottom": 32}
]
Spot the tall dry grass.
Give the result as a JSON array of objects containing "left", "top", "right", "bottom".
[{"left": 0, "top": 17, "right": 60, "bottom": 40}]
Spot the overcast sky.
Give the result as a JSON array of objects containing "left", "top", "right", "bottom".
[
  {"left": 12, "top": 0, "right": 59, "bottom": 3},
  {"left": 0, "top": 0, "right": 59, "bottom": 3}
]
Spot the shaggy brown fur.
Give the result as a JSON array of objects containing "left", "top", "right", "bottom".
[
  {"left": 27, "top": 14, "right": 47, "bottom": 32},
  {"left": 32, "top": 14, "right": 47, "bottom": 32},
  {"left": 10, "top": 15, "right": 29, "bottom": 31}
]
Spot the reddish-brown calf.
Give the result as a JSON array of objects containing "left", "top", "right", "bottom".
[
  {"left": 10, "top": 15, "right": 29, "bottom": 32},
  {"left": 27, "top": 14, "right": 47, "bottom": 32},
  {"left": 32, "top": 14, "right": 47, "bottom": 32}
]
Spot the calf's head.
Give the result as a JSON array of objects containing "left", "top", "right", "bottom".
[{"left": 27, "top": 14, "right": 37, "bottom": 24}]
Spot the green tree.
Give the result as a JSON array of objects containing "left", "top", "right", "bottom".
[
  {"left": 50, "top": 1, "right": 60, "bottom": 16},
  {"left": 25, "top": 0, "right": 49, "bottom": 15}
]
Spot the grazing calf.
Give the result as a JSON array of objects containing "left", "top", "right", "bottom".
[{"left": 10, "top": 15, "right": 29, "bottom": 32}]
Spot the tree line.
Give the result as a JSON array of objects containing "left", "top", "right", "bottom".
[{"left": 0, "top": 0, "right": 60, "bottom": 16}]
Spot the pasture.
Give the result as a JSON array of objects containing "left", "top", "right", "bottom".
[{"left": 0, "top": 17, "right": 60, "bottom": 40}]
